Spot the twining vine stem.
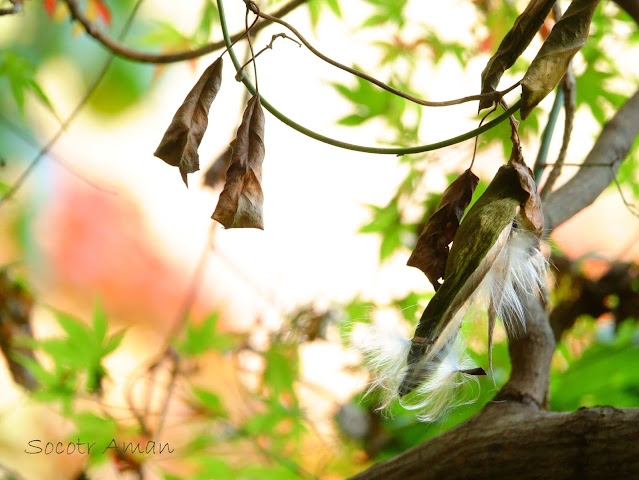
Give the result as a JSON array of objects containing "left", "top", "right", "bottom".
[
  {"left": 470, "top": 104, "right": 498, "bottom": 169},
  {"left": 63, "top": 0, "right": 518, "bottom": 112},
  {"left": 58, "top": 0, "right": 524, "bottom": 156},
  {"left": 540, "top": 66, "right": 576, "bottom": 199},
  {"left": 62, "top": 0, "right": 309, "bottom": 64},
  {"left": 237, "top": 33, "right": 301, "bottom": 75},
  {"left": 217, "top": 0, "right": 521, "bottom": 155},
  {"left": 245, "top": 3, "right": 259, "bottom": 94},
  {"left": 250, "top": 1, "right": 521, "bottom": 108},
  {"left": 532, "top": 87, "right": 564, "bottom": 184}
]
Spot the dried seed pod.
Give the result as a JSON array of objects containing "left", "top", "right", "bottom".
[
  {"left": 154, "top": 57, "right": 224, "bottom": 186},
  {"left": 212, "top": 96, "right": 266, "bottom": 229}
]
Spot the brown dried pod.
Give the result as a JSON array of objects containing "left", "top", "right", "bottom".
[
  {"left": 407, "top": 169, "right": 479, "bottom": 290},
  {"left": 521, "top": 0, "right": 600, "bottom": 119},
  {"left": 212, "top": 96, "right": 266, "bottom": 229},
  {"left": 479, "top": 0, "right": 556, "bottom": 111},
  {"left": 154, "top": 57, "right": 224, "bottom": 186}
]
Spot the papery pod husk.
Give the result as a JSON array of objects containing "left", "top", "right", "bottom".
[
  {"left": 479, "top": 0, "right": 556, "bottom": 111},
  {"left": 154, "top": 57, "right": 224, "bottom": 186},
  {"left": 212, "top": 96, "right": 265, "bottom": 229},
  {"left": 520, "top": 0, "right": 600, "bottom": 119},
  {"left": 508, "top": 141, "right": 544, "bottom": 235},
  {"left": 400, "top": 165, "right": 530, "bottom": 396},
  {"left": 203, "top": 145, "right": 233, "bottom": 190},
  {"left": 407, "top": 169, "right": 479, "bottom": 291}
]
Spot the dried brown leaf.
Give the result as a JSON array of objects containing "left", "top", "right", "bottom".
[
  {"left": 212, "top": 96, "right": 265, "bottom": 229},
  {"left": 154, "top": 57, "right": 224, "bottom": 187},
  {"left": 203, "top": 144, "right": 233, "bottom": 190},
  {"left": 479, "top": 0, "right": 556, "bottom": 111},
  {"left": 509, "top": 143, "right": 544, "bottom": 235},
  {"left": 0, "top": 272, "right": 37, "bottom": 391},
  {"left": 407, "top": 169, "right": 479, "bottom": 290},
  {"left": 521, "top": 0, "right": 600, "bottom": 119}
]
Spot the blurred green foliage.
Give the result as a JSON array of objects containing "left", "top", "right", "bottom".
[
  {"left": 551, "top": 319, "right": 639, "bottom": 411},
  {"left": 1, "top": 0, "right": 639, "bottom": 479},
  {"left": 14, "top": 302, "right": 125, "bottom": 408}
]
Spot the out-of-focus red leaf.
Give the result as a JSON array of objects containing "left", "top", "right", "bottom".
[
  {"left": 44, "top": 0, "right": 57, "bottom": 16},
  {"left": 94, "top": 0, "right": 111, "bottom": 26}
]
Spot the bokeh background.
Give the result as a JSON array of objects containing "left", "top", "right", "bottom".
[{"left": 1, "top": 0, "right": 639, "bottom": 478}]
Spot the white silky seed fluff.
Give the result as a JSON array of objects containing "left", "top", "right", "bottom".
[{"left": 352, "top": 226, "right": 548, "bottom": 421}]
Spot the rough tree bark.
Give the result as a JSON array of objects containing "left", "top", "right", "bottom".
[
  {"left": 351, "top": 20, "right": 639, "bottom": 480},
  {"left": 351, "top": 405, "right": 639, "bottom": 480}
]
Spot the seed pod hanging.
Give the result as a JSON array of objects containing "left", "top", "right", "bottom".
[
  {"left": 521, "top": 0, "right": 600, "bottom": 119},
  {"left": 212, "top": 95, "right": 266, "bottom": 229},
  {"left": 154, "top": 57, "right": 224, "bottom": 186}
]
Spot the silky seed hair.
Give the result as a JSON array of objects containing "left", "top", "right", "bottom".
[
  {"left": 351, "top": 226, "right": 548, "bottom": 422},
  {"left": 352, "top": 312, "right": 482, "bottom": 420},
  {"left": 480, "top": 226, "right": 548, "bottom": 334}
]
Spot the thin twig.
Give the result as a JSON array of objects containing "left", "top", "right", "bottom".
[
  {"left": 126, "top": 221, "right": 219, "bottom": 433},
  {"left": 499, "top": 98, "right": 520, "bottom": 143},
  {"left": 540, "top": 65, "right": 576, "bottom": 199},
  {"left": 152, "top": 347, "right": 180, "bottom": 442},
  {"left": 124, "top": 365, "right": 151, "bottom": 435},
  {"left": 245, "top": 2, "right": 259, "bottom": 94},
  {"left": 539, "top": 162, "right": 617, "bottom": 167},
  {"left": 0, "top": 0, "right": 145, "bottom": 209},
  {"left": 532, "top": 88, "right": 564, "bottom": 183},
  {"left": 610, "top": 167, "right": 639, "bottom": 218},
  {"left": 168, "top": 223, "right": 218, "bottom": 341},
  {"left": 229, "top": 348, "right": 316, "bottom": 479},
  {"left": 218, "top": 0, "right": 521, "bottom": 155},
  {"left": 237, "top": 33, "right": 301, "bottom": 75},
  {"left": 0, "top": 115, "right": 117, "bottom": 195},
  {"left": 0, "top": 462, "right": 28, "bottom": 480},
  {"left": 253, "top": 2, "right": 520, "bottom": 108},
  {"left": 218, "top": 11, "right": 260, "bottom": 63},
  {"left": 146, "top": 224, "right": 218, "bottom": 441},
  {"left": 470, "top": 104, "right": 498, "bottom": 169},
  {"left": 62, "top": 0, "right": 309, "bottom": 64},
  {"left": 229, "top": 420, "right": 317, "bottom": 479}
]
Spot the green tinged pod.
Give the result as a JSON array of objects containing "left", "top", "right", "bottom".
[{"left": 399, "top": 165, "right": 529, "bottom": 397}]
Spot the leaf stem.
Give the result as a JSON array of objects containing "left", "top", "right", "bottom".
[
  {"left": 217, "top": 0, "right": 520, "bottom": 155},
  {"left": 532, "top": 87, "right": 564, "bottom": 183},
  {"left": 540, "top": 67, "right": 576, "bottom": 199}
]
